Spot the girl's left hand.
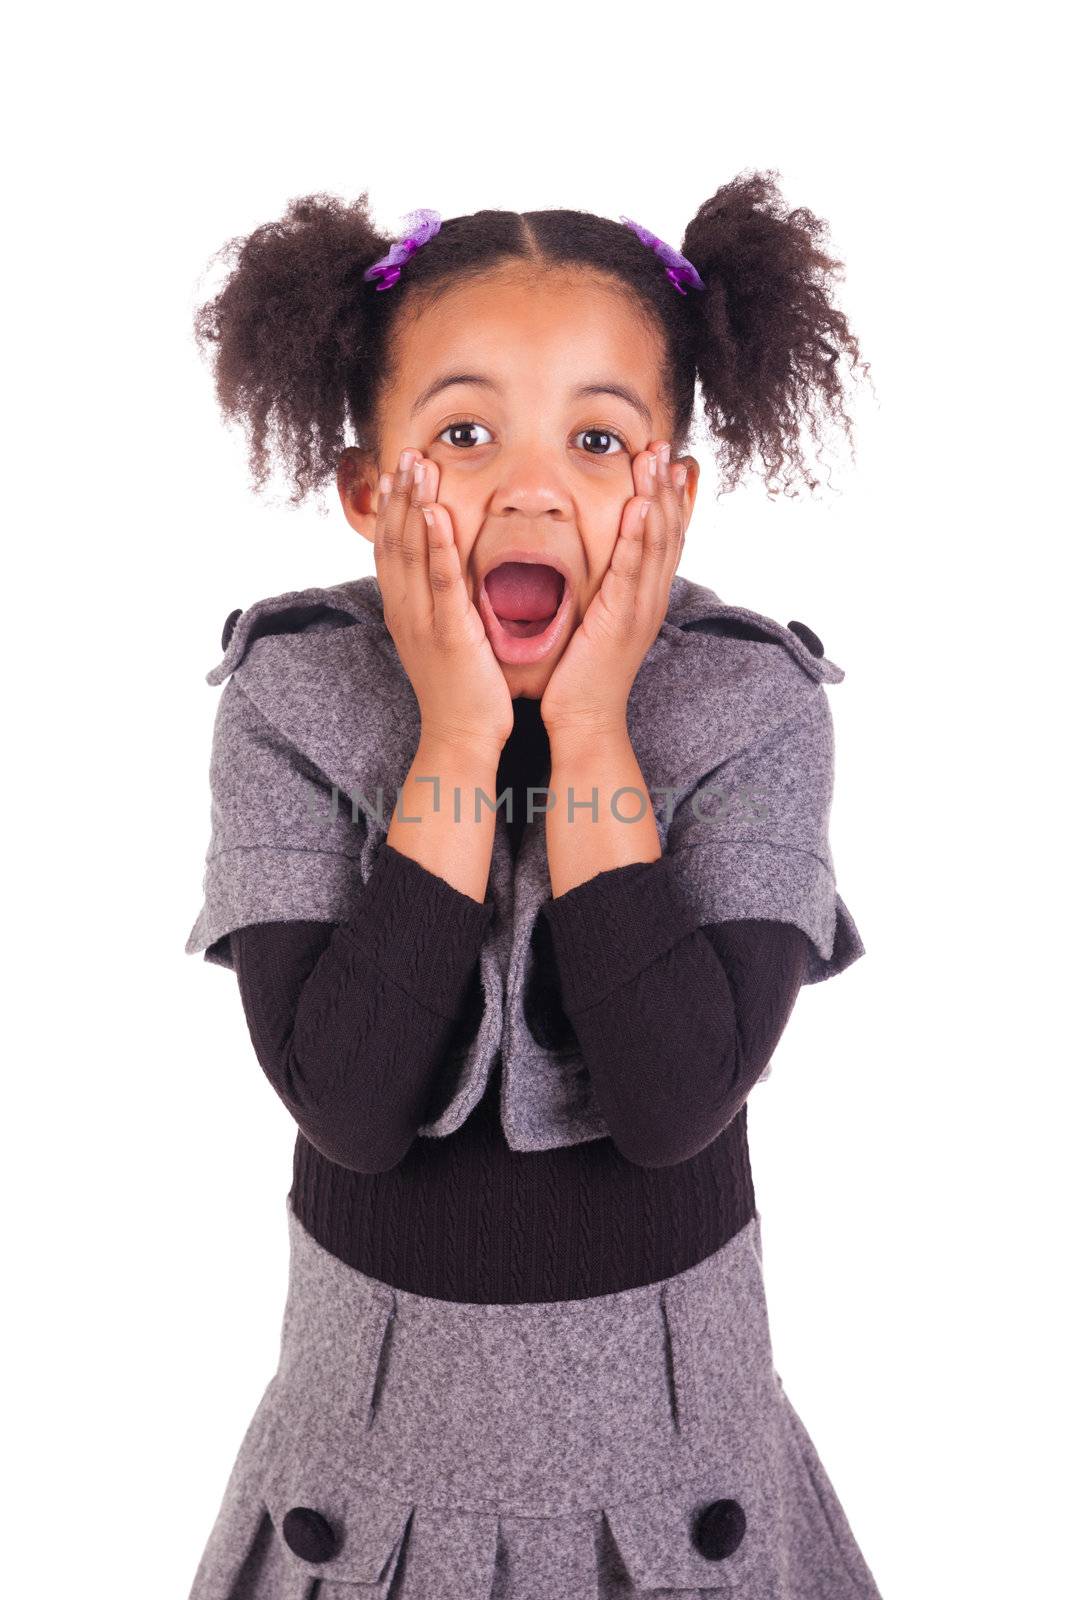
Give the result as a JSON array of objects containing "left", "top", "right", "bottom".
[{"left": 540, "top": 440, "right": 688, "bottom": 739}]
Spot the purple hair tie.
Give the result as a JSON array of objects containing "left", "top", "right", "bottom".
[
  {"left": 619, "top": 216, "right": 705, "bottom": 295},
  {"left": 363, "top": 208, "right": 442, "bottom": 291}
]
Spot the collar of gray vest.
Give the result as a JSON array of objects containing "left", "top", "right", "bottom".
[
  {"left": 206, "top": 571, "right": 843, "bottom": 794},
  {"left": 189, "top": 572, "right": 860, "bottom": 1153}
]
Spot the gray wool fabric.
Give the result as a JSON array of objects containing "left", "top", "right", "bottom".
[
  {"left": 185, "top": 570, "right": 865, "bottom": 1153},
  {"left": 187, "top": 1194, "right": 883, "bottom": 1599}
]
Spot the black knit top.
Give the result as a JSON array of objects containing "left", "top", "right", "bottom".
[{"left": 229, "top": 695, "right": 810, "bottom": 1303}]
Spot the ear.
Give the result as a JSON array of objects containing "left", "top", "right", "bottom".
[
  {"left": 676, "top": 453, "right": 699, "bottom": 528},
  {"left": 337, "top": 447, "right": 379, "bottom": 545}
]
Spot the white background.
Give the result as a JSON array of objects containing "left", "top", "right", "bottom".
[{"left": 5, "top": 3, "right": 1062, "bottom": 1595}]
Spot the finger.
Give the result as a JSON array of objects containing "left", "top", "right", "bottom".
[
  {"left": 619, "top": 443, "right": 678, "bottom": 628},
  {"left": 398, "top": 449, "right": 430, "bottom": 572},
  {"left": 636, "top": 442, "right": 660, "bottom": 501},
  {"left": 642, "top": 439, "right": 687, "bottom": 515},
  {"left": 594, "top": 495, "right": 650, "bottom": 624},
  {"left": 645, "top": 441, "right": 687, "bottom": 574},
  {"left": 373, "top": 468, "right": 397, "bottom": 570},
  {"left": 647, "top": 449, "right": 691, "bottom": 609},
  {"left": 376, "top": 448, "right": 434, "bottom": 622},
  {"left": 373, "top": 471, "right": 394, "bottom": 541},
  {"left": 633, "top": 486, "right": 676, "bottom": 623},
  {"left": 412, "top": 452, "right": 439, "bottom": 515},
  {"left": 374, "top": 450, "right": 412, "bottom": 581},
  {"left": 411, "top": 457, "right": 477, "bottom": 640},
  {"left": 372, "top": 469, "right": 411, "bottom": 627},
  {"left": 421, "top": 498, "right": 477, "bottom": 642},
  {"left": 394, "top": 448, "right": 435, "bottom": 590},
  {"left": 412, "top": 455, "right": 449, "bottom": 612}
]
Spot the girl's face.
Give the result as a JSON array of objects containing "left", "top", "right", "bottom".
[{"left": 339, "top": 265, "right": 698, "bottom": 700}]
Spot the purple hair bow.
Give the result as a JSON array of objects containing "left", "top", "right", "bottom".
[
  {"left": 363, "top": 209, "right": 442, "bottom": 291},
  {"left": 619, "top": 216, "right": 705, "bottom": 295}
]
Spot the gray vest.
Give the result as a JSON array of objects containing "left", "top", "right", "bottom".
[{"left": 186, "top": 572, "right": 864, "bottom": 1153}]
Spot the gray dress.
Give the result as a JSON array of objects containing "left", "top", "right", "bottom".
[
  {"left": 184, "top": 573, "right": 882, "bottom": 1598},
  {"left": 189, "top": 1199, "right": 882, "bottom": 1597}
]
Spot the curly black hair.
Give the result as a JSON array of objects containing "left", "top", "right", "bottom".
[{"left": 192, "top": 170, "right": 870, "bottom": 507}]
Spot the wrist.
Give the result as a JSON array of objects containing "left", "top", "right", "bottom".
[
  {"left": 414, "top": 731, "right": 503, "bottom": 787},
  {"left": 547, "top": 717, "right": 631, "bottom": 768}
]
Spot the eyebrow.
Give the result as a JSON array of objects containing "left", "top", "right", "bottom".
[{"left": 410, "top": 371, "right": 654, "bottom": 430}]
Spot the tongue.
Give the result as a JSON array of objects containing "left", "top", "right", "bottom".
[{"left": 484, "top": 563, "right": 564, "bottom": 637}]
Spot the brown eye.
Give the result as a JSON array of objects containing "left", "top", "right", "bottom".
[
  {"left": 576, "top": 428, "right": 626, "bottom": 456},
  {"left": 437, "top": 420, "right": 491, "bottom": 448}
]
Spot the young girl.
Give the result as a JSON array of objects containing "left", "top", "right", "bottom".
[{"left": 184, "top": 172, "right": 881, "bottom": 1598}]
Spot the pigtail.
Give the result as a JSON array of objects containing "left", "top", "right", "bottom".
[
  {"left": 192, "top": 191, "right": 390, "bottom": 506},
  {"left": 681, "top": 169, "right": 870, "bottom": 498}
]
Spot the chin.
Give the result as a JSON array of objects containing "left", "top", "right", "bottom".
[{"left": 503, "top": 669, "right": 551, "bottom": 701}]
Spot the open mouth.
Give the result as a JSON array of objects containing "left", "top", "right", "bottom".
[
  {"left": 483, "top": 562, "right": 566, "bottom": 638},
  {"left": 477, "top": 556, "right": 575, "bottom": 665}
]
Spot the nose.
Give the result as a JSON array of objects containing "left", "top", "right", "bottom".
[{"left": 485, "top": 450, "right": 570, "bottom": 520}]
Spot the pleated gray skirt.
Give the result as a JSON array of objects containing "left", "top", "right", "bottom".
[{"left": 187, "top": 1195, "right": 882, "bottom": 1598}]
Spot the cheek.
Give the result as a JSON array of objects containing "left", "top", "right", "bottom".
[{"left": 447, "top": 513, "right": 481, "bottom": 573}]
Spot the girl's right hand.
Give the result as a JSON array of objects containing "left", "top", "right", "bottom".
[{"left": 374, "top": 447, "right": 515, "bottom": 761}]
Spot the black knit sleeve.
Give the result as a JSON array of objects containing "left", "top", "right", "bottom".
[
  {"left": 229, "top": 843, "right": 493, "bottom": 1174},
  {"left": 541, "top": 855, "right": 811, "bottom": 1167}
]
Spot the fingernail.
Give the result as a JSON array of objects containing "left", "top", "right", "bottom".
[
  {"left": 657, "top": 443, "right": 670, "bottom": 467},
  {"left": 413, "top": 462, "right": 424, "bottom": 486},
  {"left": 398, "top": 448, "right": 415, "bottom": 472},
  {"left": 648, "top": 454, "right": 658, "bottom": 478},
  {"left": 379, "top": 473, "right": 393, "bottom": 497}
]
